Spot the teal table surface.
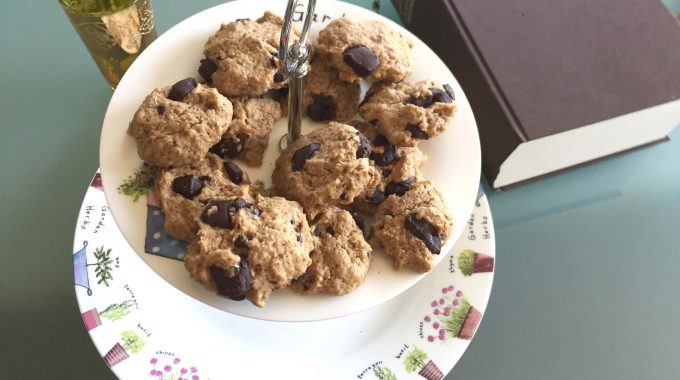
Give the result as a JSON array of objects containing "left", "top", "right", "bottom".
[{"left": 2, "top": 1, "right": 679, "bottom": 379}]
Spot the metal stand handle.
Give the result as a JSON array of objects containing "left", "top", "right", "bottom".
[{"left": 278, "top": 0, "right": 316, "bottom": 148}]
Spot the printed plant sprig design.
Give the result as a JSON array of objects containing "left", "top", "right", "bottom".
[
  {"left": 103, "top": 330, "right": 146, "bottom": 367},
  {"left": 89, "top": 246, "right": 114, "bottom": 287},
  {"left": 457, "top": 250, "right": 475, "bottom": 276},
  {"left": 422, "top": 285, "right": 482, "bottom": 342},
  {"left": 440, "top": 299, "right": 471, "bottom": 338},
  {"left": 402, "top": 346, "right": 443, "bottom": 380},
  {"left": 373, "top": 365, "right": 398, "bottom": 380},
  {"left": 457, "top": 249, "right": 494, "bottom": 276},
  {"left": 99, "top": 299, "right": 134, "bottom": 321},
  {"left": 120, "top": 330, "right": 146, "bottom": 354},
  {"left": 118, "top": 164, "right": 158, "bottom": 201},
  {"left": 403, "top": 346, "right": 428, "bottom": 374}
]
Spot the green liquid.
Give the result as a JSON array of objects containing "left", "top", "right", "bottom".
[{"left": 59, "top": 0, "right": 157, "bottom": 89}]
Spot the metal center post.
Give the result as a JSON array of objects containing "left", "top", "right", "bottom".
[{"left": 278, "top": 0, "right": 316, "bottom": 149}]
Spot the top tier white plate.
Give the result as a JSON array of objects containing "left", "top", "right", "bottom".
[{"left": 99, "top": 0, "right": 481, "bottom": 322}]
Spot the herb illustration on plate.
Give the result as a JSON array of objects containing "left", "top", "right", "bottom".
[
  {"left": 81, "top": 299, "right": 135, "bottom": 330},
  {"left": 149, "top": 356, "right": 202, "bottom": 380},
  {"left": 422, "top": 285, "right": 482, "bottom": 342},
  {"left": 103, "top": 329, "right": 147, "bottom": 367},
  {"left": 73, "top": 241, "right": 118, "bottom": 295},
  {"left": 403, "top": 346, "right": 443, "bottom": 380},
  {"left": 373, "top": 365, "right": 398, "bottom": 380},
  {"left": 457, "top": 249, "right": 494, "bottom": 276},
  {"left": 92, "top": 245, "right": 116, "bottom": 287}
]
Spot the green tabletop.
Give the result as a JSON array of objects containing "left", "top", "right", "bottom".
[{"left": 2, "top": 1, "right": 679, "bottom": 379}]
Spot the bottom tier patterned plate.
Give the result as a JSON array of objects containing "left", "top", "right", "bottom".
[{"left": 73, "top": 171, "right": 495, "bottom": 380}]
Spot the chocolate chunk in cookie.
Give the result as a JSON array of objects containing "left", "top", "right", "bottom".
[
  {"left": 185, "top": 195, "right": 313, "bottom": 307},
  {"left": 203, "top": 12, "right": 298, "bottom": 96},
  {"left": 168, "top": 78, "right": 198, "bottom": 101},
  {"left": 370, "top": 181, "right": 453, "bottom": 273},
  {"left": 210, "top": 133, "right": 246, "bottom": 159},
  {"left": 198, "top": 58, "right": 218, "bottom": 84},
  {"left": 273, "top": 122, "right": 381, "bottom": 218},
  {"left": 356, "top": 132, "right": 371, "bottom": 159},
  {"left": 316, "top": 18, "right": 413, "bottom": 82},
  {"left": 128, "top": 83, "right": 233, "bottom": 167},
  {"left": 360, "top": 80, "right": 457, "bottom": 146},
  {"left": 155, "top": 154, "right": 247, "bottom": 241},
  {"left": 303, "top": 56, "right": 360, "bottom": 122},
  {"left": 217, "top": 96, "right": 281, "bottom": 166},
  {"left": 350, "top": 211, "right": 366, "bottom": 232},
  {"left": 384, "top": 177, "right": 415, "bottom": 197},
  {"left": 370, "top": 144, "right": 398, "bottom": 166},
  {"left": 172, "top": 175, "right": 203, "bottom": 199},
  {"left": 292, "top": 143, "right": 321, "bottom": 171},
  {"left": 209, "top": 262, "right": 253, "bottom": 301},
  {"left": 365, "top": 190, "right": 386, "bottom": 205},
  {"left": 404, "top": 214, "right": 442, "bottom": 254},
  {"left": 443, "top": 84, "right": 455, "bottom": 100},
  {"left": 343, "top": 45, "right": 380, "bottom": 77},
  {"left": 292, "top": 207, "right": 371, "bottom": 295},
  {"left": 406, "top": 123, "right": 429, "bottom": 140},
  {"left": 224, "top": 161, "right": 245, "bottom": 184},
  {"left": 308, "top": 94, "right": 337, "bottom": 121},
  {"left": 200, "top": 199, "right": 237, "bottom": 229}
]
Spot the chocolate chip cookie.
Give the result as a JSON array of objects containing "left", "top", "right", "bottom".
[
  {"left": 201, "top": 12, "right": 297, "bottom": 96},
  {"left": 210, "top": 96, "right": 282, "bottom": 167},
  {"left": 128, "top": 79, "right": 233, "bottom": 167},
  {"left": 350, "top": 121, "right": 427, "bottom": 215},
  {"left": 359, "top": 80, "right": 457, "bottom": 147},
  {"left": 184, "top": 194, "right": 313, "bottom": 307},
  {"left": 292, "top": 207, "right": 372, "bottom": 295},
  {"left": 303, "top": 55, "right": 360, "bottom": 122},
  {"left": 155, "top": 153, "right": 249, "bottom": 242},
  {"left": 316, "top": 18, "right": 413, "bottom": 83},
  {"left": 272, "top": 122, "right": 381, "bottom": 218},
  {"left": 370, "top": 180, "right": 453, "bottom": 273}
]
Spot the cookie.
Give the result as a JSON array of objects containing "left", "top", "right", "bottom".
[
  {"left": 155, "top": 153, "right": 248, "bottom": 242},
  {"left": 316, "top": 18, "right": 413, "bottom": 83},
  {"left": 292, "top": 207, "right": 372, "bottom": 295},
  {"left": 303, "top": 55, "right": 360, "bottom": 122},
  {"left": 210, "top": 96, "right": 281, "bottom": 167},
  {"left": 370, "top": 180, "right": 453, "bottom": 273},
  {"left": 359, "top": 81, "right": 457, "bottom": 147},
  {"left": 128, "top": 79, "right": 233, "bottom": 167},
  {"left": 202, "top": 12, "right": 297, "bottom": 96},
  {"left": 272, "top": 122, "right": 381, "bottom": 218},
  {"left": 184, "top": 195, "right": 313, "bottom": 307},
  {"left": 350, "top": 121, "right": 427, "bottom": 215}
]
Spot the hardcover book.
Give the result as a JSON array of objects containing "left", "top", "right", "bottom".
[{"left": 393, "top": 0, "right": 680, "bottom": 189}]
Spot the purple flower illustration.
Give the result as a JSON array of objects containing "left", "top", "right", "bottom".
[
  {"left": 422, "top": 285, "right": 483, "bottom": 343},
  {"left": 148, "top": 356, "right": 201, "bottom": 379}
]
